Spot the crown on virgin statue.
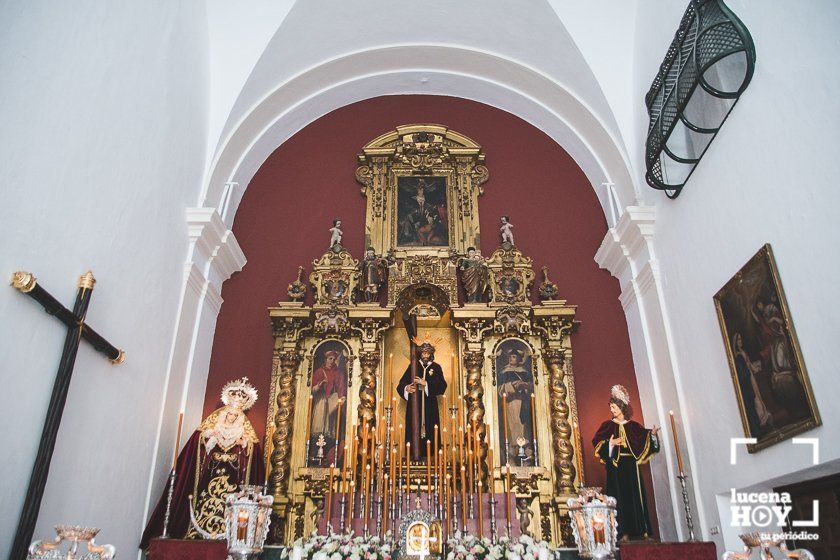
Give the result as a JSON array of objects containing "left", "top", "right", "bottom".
[{"left": 221, "top": 377, "right": 258, "bottom": 411}]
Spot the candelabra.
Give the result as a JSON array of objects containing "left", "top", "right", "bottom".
[{"left": 677, "top": 473, "right": 696, "bottom": 541}]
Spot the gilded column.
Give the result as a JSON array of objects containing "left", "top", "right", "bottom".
[
  {"left": 543, "top": 349, "right": 576, "bottom": 495},
  {"left": 463, "top": 350, "right": 489, "bottom": 481},
  {"left": 269, "top": 350, "right": 300, "bottom": 540},
  {"left": 358, "top": 350, "right": 380, "bottom": 426}
]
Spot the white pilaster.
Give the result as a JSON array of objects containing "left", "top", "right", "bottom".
[
  {"left": 595, "top": 205, "right": 704, "bottom": 542},
  {"left": 140, "top": 207, "right": 246, "bottom": 534}
]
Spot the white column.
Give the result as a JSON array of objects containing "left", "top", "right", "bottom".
[
  {"left": 139, "top": 207, "right": 246, "bottom": 536},
  {"left": 595, "top": 205, "right": 704, "bottom": 542}
]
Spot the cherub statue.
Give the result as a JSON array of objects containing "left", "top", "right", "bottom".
[
  {"left": 500, "top": 215, "right": 515, "bottom": 246},
  {"left": 329, "top": 219, "right": 343, "bottom": 248}
]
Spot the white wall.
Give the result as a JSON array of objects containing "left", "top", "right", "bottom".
[
  {"left": 633, "top": 0, "right": 840, "bottom": 551},
  {"left": 0, "top": 1, "right": 209, "bottom": 555}
]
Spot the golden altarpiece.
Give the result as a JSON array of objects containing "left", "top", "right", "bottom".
[{"left": 264, "top": 125, "right": 583, "bottom": 546}]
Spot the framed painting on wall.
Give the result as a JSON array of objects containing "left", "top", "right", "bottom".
[{"left": 714, "top": 244, "right": 820, "bottom": 452}]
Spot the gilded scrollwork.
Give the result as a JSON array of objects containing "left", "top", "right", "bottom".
[
  {"left": 395, "top": 130, "right": 448, "bottom": 171},
  {"left": 357, "top": 350, "right": 380, "bottom": 426},
  {"left": 349, "top": 316, "right": 392, "bottom": 346},
  {"left": 543, "top": 349, "right": 576, "bottom": 495},
  {"left": 293, "top": 501, "right": 305, "bottom": 541},
  {"left": 463, "top": 350, "right": 488, "bottom": 482},
  {"left": 540, "top": 501, "right": 553, "bottom": 542},
  {"left": 532, "top": 313, "right": 575, "bottom": 344},
  {"left": 388, "top": 256, "right": 457, "bottom": 307},
  {"left": 270, "top": 351, "right": 301, "bottom": 499},
  {"left": 313, "top": 307, "right": 349, "bottom": 335},
  {"left": 309, "top": 247, "right": 360, "bottom": 307},
  {"left": 452, "top": 315, "right": 494, "bottom": 345},
  {"left": 494, "top": 306, "right": 532, "bottom": 334},
  {"left": 272, "top": 315, "right": 312, "bottom": 344},
  {"left": 486, "top": 245, "right": 535, "bottom": 306}
]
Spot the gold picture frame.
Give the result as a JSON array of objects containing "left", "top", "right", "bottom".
[{"left": 714, "top": 244, "right": 820, "bottom": 453}]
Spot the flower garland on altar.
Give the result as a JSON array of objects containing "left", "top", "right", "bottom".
[
  {"left": 279, "top": 532, "right": 394, "bottom": 560},
  {"left": 446, "top": 533, "right": 559, "bottom": 560},
  {"left": 277, "top": 532, "right": 562, "bottom": 560}
]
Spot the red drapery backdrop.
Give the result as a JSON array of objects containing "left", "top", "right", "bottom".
[{"left": 203, "top": 95, "right": 657, "bottom": 533}]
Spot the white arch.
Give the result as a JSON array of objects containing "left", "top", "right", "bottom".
[{"left": 200, "top": 44, "right": 641, "bottom": 226}]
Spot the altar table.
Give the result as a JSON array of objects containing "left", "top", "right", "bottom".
[{"left": 618, "top": 541, "right": 717, "bottom": 560}]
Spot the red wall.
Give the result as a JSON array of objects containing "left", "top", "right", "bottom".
[{"left": 204, "top": 95, "right": 655, "bottom": 527}]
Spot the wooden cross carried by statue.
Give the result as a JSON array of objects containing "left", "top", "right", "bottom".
[{"left": 9, "top": 271, "right": 124, "bottom": 560}]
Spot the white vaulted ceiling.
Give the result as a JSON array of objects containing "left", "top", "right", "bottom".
[{"left": 199, "top": 0, "right": 685, "bottom": 226}]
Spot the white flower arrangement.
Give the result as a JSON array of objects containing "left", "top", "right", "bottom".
[
  {"left": 278, "top": 531, "right": 395, "bottom": 560},
  {"left": 445, "top": 533, "right": 557, "bottom": 560},
  {"left": 275, "top": 532, "right": 560, "bottom": 560}
]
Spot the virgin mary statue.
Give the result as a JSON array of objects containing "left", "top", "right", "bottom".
[{"left": 140, "top": 378, "right": 264, "bottom": 548}]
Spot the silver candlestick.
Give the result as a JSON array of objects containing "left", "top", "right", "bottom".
[
  {"left": 339, "top": 495, "right": 347, "bottom": 533},
  {"left": 160, "top": 467, "right": 177, "bottom": 538},
  {"left": 398, "top": 477, "right": 404, "bottom": 516},
  {"left": 376, "top": 493, "right": 383, "bottom": 538},
  {"left": 384, "top": 406, "right": 393, "bottom": 452},
  {"left": 452, "top": 493, "right": 460, "bottom": 533},
  {"left": 532, "top": 432, "right": 539, "bottom": 467},
  {"left": 488, "top": 493, "right": 498, "bottom": 543},
  {"left": 678, "top": 473, "right": 696, "bottom": 541}
]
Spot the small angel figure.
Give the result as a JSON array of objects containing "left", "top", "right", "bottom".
[
  {"left": 500, "top": 215, "right": 515, "bottom": 245},
  {"left": 329, "top": 219, "right": 343, "bottom": 247}
]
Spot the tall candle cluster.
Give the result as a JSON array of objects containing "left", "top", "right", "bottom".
[{"left": 319, "top": 397, "right": 515, "bottom": 543}]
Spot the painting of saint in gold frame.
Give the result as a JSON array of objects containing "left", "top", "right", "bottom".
[
  {"left": 308, "top": 340, "right": 349, "bottom": 466},
  {"left": 396, "top": 176, "right": 449, "bottom": 247},
  {"left": 494, "top": 338, "right": 536, "bottom": 465},
  {"left": 714, "top": 244, "right": 820, "bottom": 452}
]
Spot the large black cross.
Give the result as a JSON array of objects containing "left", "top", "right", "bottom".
[{"left": 9, "top": 271, "right": 124, "bottom": 560}]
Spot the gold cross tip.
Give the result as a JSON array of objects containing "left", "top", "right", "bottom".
[
  {"left": 10, "top": 271, "right": 37, "bottom": 292},
  {"left": 110, "top": 350, "right": 126, "bottom": 365},
  {"left": 78, "top": 270, "right": 96, "bottom": 290}
]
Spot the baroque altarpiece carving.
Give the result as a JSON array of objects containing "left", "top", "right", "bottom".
[{"left": 265, "top": 125, "right": 582, "bottom": 545}]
